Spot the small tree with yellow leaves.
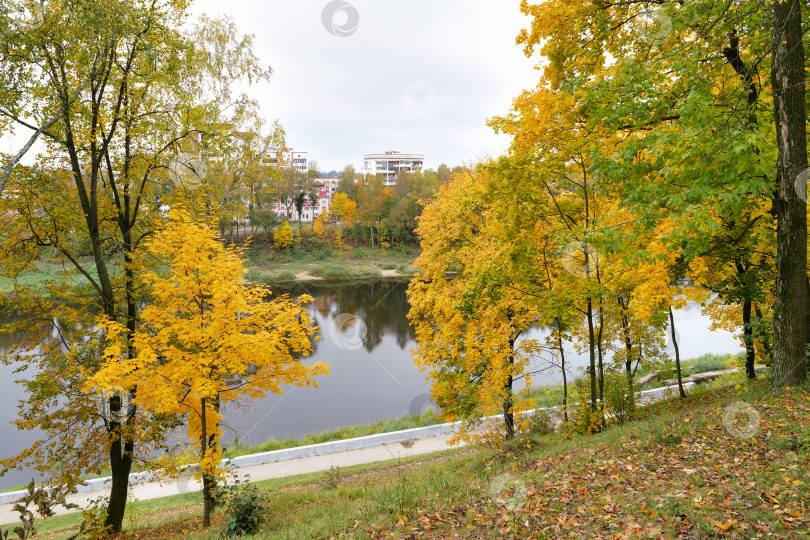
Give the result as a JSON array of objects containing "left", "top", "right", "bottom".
[
  {"left": 273, "top": 220, "right": 293, "bottom": 250},
  {"left": 91, "top": 211, "right": 328, "bottom": 528},
  {"left": 313, "top": 210, "right": 328, "bottom": 237}
]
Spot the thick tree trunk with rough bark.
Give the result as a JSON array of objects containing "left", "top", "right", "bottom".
[
  {"left": 742, "top": 300, "right": 757, "bottom": 379},
  {"left": 105, "top": 395, "right": 134, "bottom": 533},
  {"left": 771, "top": 0, "right": 808, "bottom": 388}
]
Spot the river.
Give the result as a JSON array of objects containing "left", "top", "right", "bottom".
[{"left": 0, "top": 278, "right": 743, "bottom": 490}]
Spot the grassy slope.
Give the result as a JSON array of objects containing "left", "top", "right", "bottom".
[
  {"left": 0, "top": 259, "right": 113, "bottom": 295},
  {"left": 28, "top": 376, "right": 810, "bottom": 539}
]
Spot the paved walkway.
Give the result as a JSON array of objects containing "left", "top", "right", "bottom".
[{"left": 0, "top": 434, "right": 462, "bottom": 525}]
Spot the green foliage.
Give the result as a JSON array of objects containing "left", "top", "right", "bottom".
[
  {"left": 604, "top": 373, "right": 637, "bottom": 425},
  {"left": 267, "top": 271, "right": 296, "bottom": 282},
  {"left": 571, "top": 399, "right": 604, "bottom": 436},
  {"left": 686, "top": 354, "right": 737, "bottom": 375},
  {"left": 217, "top": 481, "right": 270, "bottom": 537},
  {"left": 79, "top": 496, "right": 113, "bottom": 540},
  {"left": 351, "top": 247, "right": 370, "bottom": 260},
  {"left": 314, "top": 246, "right": 333, "bottom": 260},
  {"left": 522, "top": 409, "right": 555, "bottom": 436},
  {"left": 309, "top": 265, "right": 381, "bottom": 281}
]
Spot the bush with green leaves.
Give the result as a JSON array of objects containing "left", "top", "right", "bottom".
[
  {"left": 314, "top": 246, "right": 333, "bottom": 260},
  {"left": 216, "top": 480, "right": 270, "bottom": 537},
  {"left": 604, "top": 373, "right": 637, "bottom": 425},
  {"left": 523, "top": 409, "right": 555, "bottom": 436}
]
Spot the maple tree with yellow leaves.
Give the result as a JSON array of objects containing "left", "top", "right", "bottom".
[{"left": 89, "top": 210, "right": 327, "bottom": 527}]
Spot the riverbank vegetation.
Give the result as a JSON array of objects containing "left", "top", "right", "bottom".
[{"left": 245, "top": 245, "right": 418, "bottom": 283}]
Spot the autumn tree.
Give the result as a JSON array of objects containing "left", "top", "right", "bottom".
[
  {"left": 409, "top": 169, "right": 543, "bottom": 441},
  {"left": 91, "top": 210, "right": 327, "bottom": 527},
  {"left": 330, "top": 192, "right": 357, "bottom": 229},
  {"left": 89, "top": 211, "right": 327, "bottom": 527},
  {"left": 513, "top": 0, "right": 805, "bottom": 387},
  {"left": 0, "top": 2, "right": 275, "bottom": 531},
  {"left": 274, "top": 220, "right": 293, "bottom": 250}
]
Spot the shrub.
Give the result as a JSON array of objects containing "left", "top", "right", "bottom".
[
  {"left": 319, "top": 466, "right": 341, "bottom": 491},
  {"left": 246, "top": 249, "right": 262, "bottom": 264},
  {"left": 572, "top": 399, "right": 604, "bottom": 435},
  {"left": 265, "top": 271, "right": 296, "bottom": 282},
  {"left": 217, "top": 480, "right": 270, "bottom": 537},
  {"left": 314, "top": 246, "right": 333, "bottom": 260},
  {"left": 273, "top": 222, "right": 293, "bottom": 250},
  {"left": 351, "top": 247, "right": 369, "bottom": 260},
  {"left": 687, "top": 354, "right": 734, "bottom": 374},
  {"left": 523, "top": 409, "right": 555, "bottom": 436},
  {"left": 391, "top": 244, "right": 413, "bottom": 255},
  {"left": 310, "top": 265, "right": 351, "bottom": 280},
  {"left": 604, "top": 373, "right": 637, "bottom": 424}
]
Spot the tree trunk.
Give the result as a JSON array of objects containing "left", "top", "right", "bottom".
[
  {"left": 669, "top": 306, "right": 687, "bottom": 398},
  {"left": 104, "top": 215, "right": 139, "bottom": 533},
  {"left": 771, "top": 0, "right": 808, "bottom": 388},
  {"left": 104, "top": 396, "right": 134, "bottom": 533},
  {"left": 755, "top": 305, "right": 774, "bottom": 365},
  {"left": 502, "top": 383, "right": 515, "bottom": 441},
  {"left": 200, "top": 397, "right": 213, "bottom": 528},
  {"left": 619, "top": 297, "right": 634, "bottom": 376},
  {"left": 596, "top": 298, "right": 605, "bottom": 408},
  {"left": 742, "top": 299, "right": 757, "bottom": 380},
  {"left": 556, "top": 319, "right": 569, "bottom": 423},
  {"left": 586, "top": 297, "right": 597, "bottom": 410},
  {"left": 502, "top": 337, "right": 516, "bottom": 440}
]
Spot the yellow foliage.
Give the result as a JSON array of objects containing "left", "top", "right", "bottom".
[
  {"left": 89, "top": 210, "right": 328, "bottom": 481},
  {"left": 330, "top": 193, "right": 357, "bottom": 225},
  {"left": 313, "top": 210, "right": 328, "bottom": 237},
  {"left": 274, "top": 220, "right": 293, "bottom": 249}
]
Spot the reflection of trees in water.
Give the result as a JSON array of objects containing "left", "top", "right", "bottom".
[
  {"left": 0, "top": 309, "right": 88, "bottom": 354},
  {"left": 274, "top": 279, "right": 415, "bottom": 353}
]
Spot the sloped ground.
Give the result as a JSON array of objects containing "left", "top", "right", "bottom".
[
  {"left": 30, "top": 378, "right": 809, "bottom": 539},
  {"left": 362, "top": 382, "right": 809, "bottom": 539}
]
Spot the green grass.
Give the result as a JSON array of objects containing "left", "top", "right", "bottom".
[
  {"left": 222, "top": 410, "right": 444, "bottom": 457},
  {"left": 246, "top": 245, "right": 417, "bottom": 283},
  {"left": 0, "top": 259, "right": 117, "bottom": 295},
  {"left": 308, "top": 264, "right": 381, "bottom": 281}
]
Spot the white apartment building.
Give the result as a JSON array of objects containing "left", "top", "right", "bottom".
[
  {"left": 363, "top": 151, "right": 423, "bottom": 184},
  {"left": 271, "top": 147, "right": 309, "bottom": 173},
  {"left": 271, "top": 189, "right": 331, "bottom": 223}
]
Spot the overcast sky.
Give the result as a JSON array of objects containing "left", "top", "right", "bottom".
[
  {"left": 1, "top": 1, "right": 542, "bottom": 174},
  {"left": 189, "top": 0, "right": 541, "bottom": 172}
]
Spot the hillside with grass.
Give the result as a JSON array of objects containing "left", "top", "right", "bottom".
[{"left": 25, "top": 376, "right": 809, "bottom": 539}]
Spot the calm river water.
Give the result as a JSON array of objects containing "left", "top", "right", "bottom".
[{"left": 0, "top": 279, "right": 743, "bottom": 490}]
